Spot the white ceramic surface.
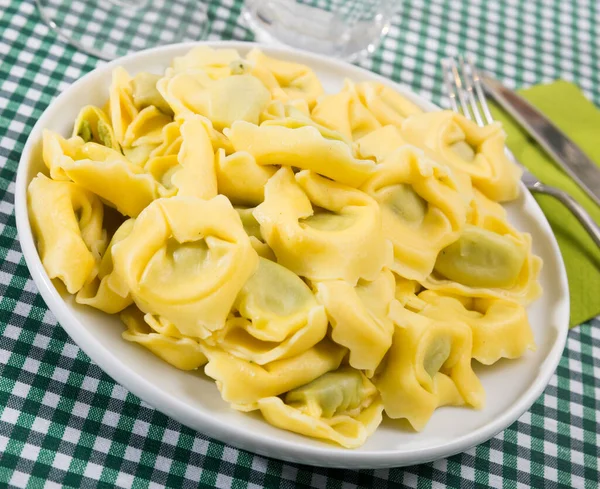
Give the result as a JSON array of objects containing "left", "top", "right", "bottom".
[{"left": 14, "top": 41, "right": 570, "bottom": 469}]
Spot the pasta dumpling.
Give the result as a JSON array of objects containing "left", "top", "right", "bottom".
[
  {"left": 376, "top": 301, "right": 485, "bottom": 431},
  {"left": 203, "top": 338, "right": 346, "bottom": 406},
  {"left": 234, "top": 207, "right": 276, "bottom": 260},
  {"left": 171, "top": 46, "right": 243, "bottom": 79},
  {"left": 111, "top": 195, "right": 259, "bottom": 339},
  {"left": 254, "top": 167, "right": 392, "bottom": 284},
  {"left": 108, "top": 67, "right": 139, "bottom": 145},
  {"left": 28, "top": 173, "right": 106, "bottom": 294},
  {"left": 215, "top": 149, "right": 276, "bottom": 206},
  {"left": 311, "top": 80, "right": 381, "bottom": 141},
  {"left": 428, "top": 218, "right": 542, "bottom": 305},
  {"left": 225, "top": 121, "right": 375, "bottom": 187},
  {"left": 212, "top": 258, "right": 328, "bottom": 364},
  {"left": 72, "top": 105, "right": 119, "bottom": 151},
  {"left": 361, "top": 146, "right": 470, "bottom": 281},
  {"left": 257, "top": 369, "right": 384, "bottom": 448},
  {"left": 417, "top": 290, "right": 535, "bottom": 365},
  {"left": 246, "top": 49, "right": 324, "bottom": 108},
  {"left": 158, "top": 69, "right": 271, "bottom": 130},
  {"left": 122, "top": 105, "right": 173, "bottom": 149},
  {"left": 314, "top": 269, "right": 395, "bottom": 376},
  {"left": 401, "top": 111, "right": 522, "bottom": 202},
  {"left": 120, "top": 306, "right": 207, "bottom": 371},
  {"left": 75, "top": 219, "right": 134, "bottom": 314},
  {"left": 43, "top": 130, "right": 162, "bottom": 217},
  {"left": 130, "top": 72, "right": 174, "bottom": 116},
  {"left": 260, "top": 100, "right": 349, "bottom": 143},
  {"left": 354, "top": 125, "right": 407, "bottom": 163},
  {"left": 351, "top": 80, "right": 423, "bottom": 127}
]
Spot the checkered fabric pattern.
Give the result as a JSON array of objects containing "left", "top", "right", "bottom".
[{"left": 1, "top": 0, "right": 599, "bottom": 487}]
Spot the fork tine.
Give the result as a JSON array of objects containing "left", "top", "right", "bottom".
[
  {"left": 466, "top": 54, "right": 495, "bottom": 125},
  {"left": 449, "top": 59, "right": 474, "bottom": 120},
  {"left": 458, "top": 55, "right": 485, "bottom": 127},
  {"left": 441, "top": 58, "right": 461, "bottom": 114}
]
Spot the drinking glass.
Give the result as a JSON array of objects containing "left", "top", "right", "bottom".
[
  {"left": 242, "top": 0, "right": 397, "bottom": 60},
  {"left": 35, "top": 0, "right": 209, "bottom": 61}
]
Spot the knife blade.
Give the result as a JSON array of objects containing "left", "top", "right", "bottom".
[{"left": 481, "top": 74, "right": 600, "bottom": 208}]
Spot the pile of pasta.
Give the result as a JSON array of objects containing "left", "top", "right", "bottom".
[{"left": 28, "top": 47, "right": 542, "bottom": 448}]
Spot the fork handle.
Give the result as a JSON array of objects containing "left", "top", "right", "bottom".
[{"left": 528, "top": 183, "right": 600, "bottom": 248}]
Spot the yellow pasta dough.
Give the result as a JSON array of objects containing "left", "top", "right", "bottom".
[
  {"left": 28, "top": 48, "right": 545, "bottom": 448},
  {"left": 28, "top": 173, "right": 106, "bottom": 294},
  {"left": 203, "top": 338, "right": 346, "bottom": 406},
  {"left": 361, "top": 145, "right": 470, "bottom": 281},
  {"left": 111, "top": 195, "right": 259, "bottom": 339},
  {"left": 257, "top": 369, "right": 383, "bottom": 448},
  {"left": 417, "top": 290, "right": 535, "bottom": 365},
  {"left": 353, "top": 125, "right": 408, "bottom": 163},
  {"left": 246, "top": 48, "right": 324, "bottom": 108},
  {"left": 45, "top": 135, "right": 162, "bottom": 217},
  {"left": 426, "top": 217, "right": 542, "bottom": 305},
  {"left": 226, "top": 120, "right": 375, "bottom": 187},
  {"left": 108, "top": 66, "right": 139, "bottom": 145},
  {"left": 352, "top": 80, "right": 423, "bottom": 127},
  {"left": 254, "top": 167, "right": 391, "bottom": 284},
  {"left": 401, "top": 111, "right": 522, "bottom": 202},
  {"left": 130, "top": 72, "right": 173, "bottom": 116},
  {"left": 157, "top": 69, "right": 271, "bottom": 130},
  {"left": 311, "top": 80, "right": 382, "bottom": 141},
  {"left": 234, "top": 207, "right": 276, "bottom": 260},
  {"left": 171, "top": 46, "right": 243, "bottom": 79},
  {"left": 72, "top": 105, "right": 120, "bottom": 151},
  {"left": 120, "top": 306, "right": 207, "bottom": 371},
  {"left": 75, "top": 219, "right": 134, "bottom": 314},
  {"left": 376, "top": 301, "right": 485, "bottom": 431},
  {"left": 215, "top": 149, "right": 276, "bottom": 206},
  {"left": 211, "top": 258, "right": 328, "bottom": 364},
  {"left": 314, "top": 269, "right": 395, "bottom": 376},
  {"left": 122, "top": 105, "right": 173, "bottom": 148}
]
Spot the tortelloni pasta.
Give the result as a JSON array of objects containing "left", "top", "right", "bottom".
[
  {"left": 211, "top": 258, "right": 328, "bottom": 365},
  {"left": 376, "top": 301, "right": 485, "bottom": 431},
  {"left": 111, "top": 195, "right": 259, "bottom": 339},
  {"left": 311, "top": 80, "right": 382, "bottom": 141},
  {"left": 29, "top": 46, "right": 544, "bottom": 449},
  {"left": 257, "top": 369, "right": 384, "bottom": 448},
  {"left": 225, "top": 120, "right": 375, "bottom": 187},
  {"left": 73, "top": 105, "right": 119, "bottom": 151},
  {"left": 401, "top": 111, "right": 522, "bottom": 202},
  {"left": 254, "top": 167, "right": 391, "bottom": 284},
  {"left": 416, "top": 291, "right": 535, "bottom": 365},
  {"left": 157, "top": 69, "right": 271, "bottom": 130},
  {"left": 42, "top": 130, "right": 163, "bottom": 217},
  {"left": 75, "top": 219, "right": 134, "bottom": 314},
  {"left": 314, "top": 269, "right": 395, "bottom": 376},
  {"left": 427, "top": 218, "right": 542, "bottom": 305},
  {"left": 351, "top": 80, "right": 423, "bottom": 127},
  {"left": 28, "top": 174, "right": 106, "bottom": 294},
  {"left": 234, "top": 207, "right": 275, "bottom": 260},
  {"left": 361, "top": 146, "right": 470, "bottom": 281},
  {"left": 203, "top": 338, "right": 346, "bottom": 406},
  {"left": 120, "top": 306, "right": 207, "bottom": 371},
  {"left": 246, "top": 48, "right": 324, "bottom": 108}
]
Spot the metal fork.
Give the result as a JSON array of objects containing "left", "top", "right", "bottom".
[{"left": 441, "top": 55, "right": 600, "bottom": 247}]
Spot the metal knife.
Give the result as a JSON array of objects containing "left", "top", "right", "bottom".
[{"left": 481, "top": 74, "right": 600, "bottom": 208}]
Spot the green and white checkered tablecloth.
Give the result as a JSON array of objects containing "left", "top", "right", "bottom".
[{"left": 1, "top": 0, "right": 599, "bottom": 487}]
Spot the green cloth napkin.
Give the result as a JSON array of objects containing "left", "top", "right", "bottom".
[{"left": 489, "top": 80, "right": 600, "bottom": 327}]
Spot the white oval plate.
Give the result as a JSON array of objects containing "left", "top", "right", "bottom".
[{"left": 15, "top": 41, "right": 569, "bottom": 469}]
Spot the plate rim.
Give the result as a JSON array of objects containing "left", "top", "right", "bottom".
[{"left": 14, "top": 40, "right": 570, "bottom": 468}]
